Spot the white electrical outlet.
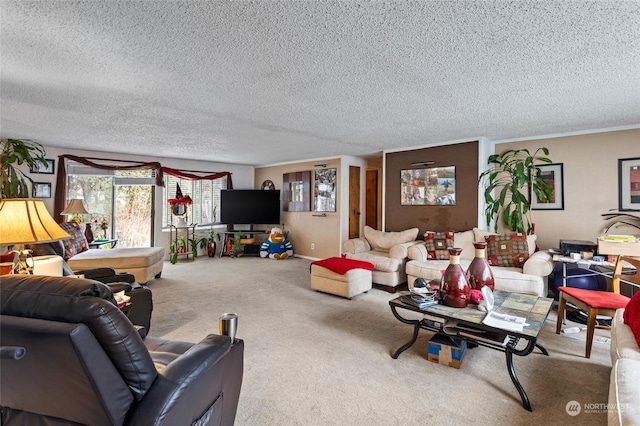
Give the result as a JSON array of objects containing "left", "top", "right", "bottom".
[{"left": 311, "top": 243, "right": 315, "bottom": 250}]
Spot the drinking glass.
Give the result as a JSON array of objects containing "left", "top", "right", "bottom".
[{"left": 219, "top": 313, "right": 238, "bottom": 341}]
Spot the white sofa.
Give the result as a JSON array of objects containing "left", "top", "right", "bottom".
[
  {"left": 342, "top": 226, "right": 420, "bottom": 291},
  {"left": 405, "top": 228, "right": 553, "bottom": 297},
  {"left": 608, "top": 308, "right": 640, "bottom": 426}
]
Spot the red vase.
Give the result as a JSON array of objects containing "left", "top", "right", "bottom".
[
  {"left": 466, "top": 242, "right": 495, "bottom": 291},
  {"left": 84, "top": 223, "right": 94, "bottom": 243},
  {"left": 440, "top": 247, "right": 471, "bottom": 308},
  {"left": 207, "top": 240, "right": 217, "bottom": 257}
]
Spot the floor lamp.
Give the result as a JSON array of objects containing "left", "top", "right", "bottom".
[{"left": 0, "top": 198, "right": 71, "bottom": 274}]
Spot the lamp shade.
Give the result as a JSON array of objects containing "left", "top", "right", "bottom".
[
  {"left": 60, "top": 199, "right": 89, "bottom": 215},
  {"left": 0, "top": 198, "right": 71, "bottom": 246}
]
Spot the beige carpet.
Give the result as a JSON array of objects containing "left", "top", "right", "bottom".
[{"left": 148, "top": 256, "right": 613, "bottom": 425}]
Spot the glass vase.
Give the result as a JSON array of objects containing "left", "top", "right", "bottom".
[
  {"left": 466, "top": 242, "right": 495, "bottom": 291},
  {"left": 440, "top": 247, "right": 471, "bottom": 308}
]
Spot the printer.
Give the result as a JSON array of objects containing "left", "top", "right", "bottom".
[{"left": 559, "top": 239, "right": 598, "bottom": 256}]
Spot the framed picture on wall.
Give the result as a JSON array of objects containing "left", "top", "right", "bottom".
[
  {"left": 314, "top": 168, "right": 336, "bottom": 212},
  {"left": 33, "top": 182, "right": 52, "bottom": 198},
  {"left": 618, "top": 157, "right": 640, "bottom": 211},
  {"left": 400, "top": 166, "right": 456, "bottom": 206},
  {"left": 531, "top": 163, "right": 564, "bottom": 210},
  {"left": 29, "top": 159, "right": 55, "bottom": 174}
]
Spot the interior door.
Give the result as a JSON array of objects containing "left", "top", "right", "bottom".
[
  {"left": 365, "top": 169, "right": 378, "bottom": 229},
  {"left": 349, "top": 166, "right": 361, "bottom": 239}
]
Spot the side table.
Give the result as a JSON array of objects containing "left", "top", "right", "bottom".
[{"left": 88, "top": 239, "right": 118, "bottom": 249}]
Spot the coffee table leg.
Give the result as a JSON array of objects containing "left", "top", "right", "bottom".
[
  {"left": 535, "top": 342, "right": 549, "bottom": 356},
  {"left": 392, "top": 321, "right": 420, "bottom": 359},
  {"left": 506, "top": 348, "right": 532, "bottom": 411}
]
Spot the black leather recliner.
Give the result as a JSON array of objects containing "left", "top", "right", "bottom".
[{"left": 0, "top": 275, "right": 244, "bottom": 426}]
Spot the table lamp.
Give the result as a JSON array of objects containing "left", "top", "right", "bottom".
[
  {"left": 61, "top": 198, "right": 92, "bottom": 241},
  {"left": 0, "top": 198, "right": 71, "bottom": 274}
]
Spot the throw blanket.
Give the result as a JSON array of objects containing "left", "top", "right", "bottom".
[{"left": 311, "top": 257, "right": 374, "bottom": 275}]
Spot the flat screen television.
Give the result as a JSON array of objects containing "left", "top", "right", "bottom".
[{"left": 220, "top": 189, "right": 281, "bottom": 226}]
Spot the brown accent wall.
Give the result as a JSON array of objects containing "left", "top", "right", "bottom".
[{"left": 385, "top": 141, "right": 478, "bottom": 233}]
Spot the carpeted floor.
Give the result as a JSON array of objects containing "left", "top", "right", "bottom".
[{"left": 148, "top": 256, "right": 613, "bottom": 425}]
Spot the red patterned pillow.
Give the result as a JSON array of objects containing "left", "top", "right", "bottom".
[
  {"left": 485, "top": 233, "right": 530, "bottom": 268},
  {"left": 424, "top": 231, "right": 454, "bottom": 260},
  {"left": 623, "top": 291, "right": 640, "bottom": 347},
  {"left": 59, "top": 221, "right": 89, "bottom": 259}
]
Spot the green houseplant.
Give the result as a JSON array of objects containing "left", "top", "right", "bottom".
[
  {"left": 478, "top": 147, "right": 553, "bottom": 234},
  {"left": 189, "top": 235, "right": 208, "bottom": 258},
  {"left": 1, "top": 139, "right": 48, "bottom": 198},
  {"left": 169, "top": 235, "right": 188, "bottom": 264}
]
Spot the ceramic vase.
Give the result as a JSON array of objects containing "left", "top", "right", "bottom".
[
  {"left": 84, "top": 223, "right": 94, "bottom": 243},
  {"left": 207, "top": 240, "right": 217, "bottom": 257},
  {"left": 440, "top": 247, "right": 471, "bottom": 308},
  {"left": 466, "top": 242, "right": 495, "bottom": 291}
]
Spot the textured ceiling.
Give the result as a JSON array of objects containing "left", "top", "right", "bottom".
[{"left": 1, "top": 1, "right": 639, "bottom": 166}]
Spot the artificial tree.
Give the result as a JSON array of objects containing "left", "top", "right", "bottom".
[
  {"left": 478, "top": 147, "right": 553, "bottom": 234},
  {"left": 0, "top": 139, "right": 48, "bottom": 198}
]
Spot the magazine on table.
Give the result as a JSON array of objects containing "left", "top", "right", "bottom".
[{"left": 482, "top": 311, "right": 527, "bottom": 333}]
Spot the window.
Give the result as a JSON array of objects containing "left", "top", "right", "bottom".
[{"left": 163, "top": 175, "right": 227, "bottom": 227}]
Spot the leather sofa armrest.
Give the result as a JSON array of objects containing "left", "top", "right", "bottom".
[
  {"left": 107, "top": 282, "right": 134, "bottom": 294},
  {"left": 74, "top": 267, "right": 136, "bottom": 284},
  {"left": 523, "top": 250, "right": 554, "bottom": 277},
  {"left": 388, "top": 241, "right": 422, "bottom": 260},
  {"left": 407, "top": 243, "right": 429, "bottom": 262},
  {"left": 131, "top": 336, "right": 244, "bottom": 426},
  {"left": 343, "top": 238, "right": 371, "bottom": 254}
]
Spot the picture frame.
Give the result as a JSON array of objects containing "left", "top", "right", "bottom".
[
  {"left": 33, "top": 182, "right": 52, "bottom": 198},
  {"left": 313, "top": 168, "right": 336, "bottom": 212},
  {"left": 29, "top": 159, "right": 55, "bottom": 174},
  {"left": 531, "top": 163, "right": 564, "bottom": 210},
  {"left": 618, "top": 157, "right": 640, "bottom": 211},
  {"left": 400, "top": 166, "right": 456, "bottom": 206}
]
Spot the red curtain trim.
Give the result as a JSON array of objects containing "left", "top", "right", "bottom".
[{"left": 161, "top": 167, "right": 231, "bottom": 182}]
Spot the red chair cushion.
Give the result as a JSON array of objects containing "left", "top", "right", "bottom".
[
  {"left": 559, "top": 286, "right": 630, "bottom": 310},
  {"left": 623, "top": 291, "right": 640, "bottom": 347}
]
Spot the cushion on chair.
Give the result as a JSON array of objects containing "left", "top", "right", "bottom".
[
  {"left": 485, "top": 232, "right": 530, "bottom": 267},
  {"left": 363, "top": 226, "right": 419, "bottom": 252},
  {"left": 423, "top": 231, "right": 454, "bottom": 260},
  {"left": 559, "top": 287, "right": 630, "bottom": 310},
  {"left": 623, "top": 291, "right": 640, "bottom": 347},
  {"left": 59, "top": 221, "right": 89, "bottom": 259}
]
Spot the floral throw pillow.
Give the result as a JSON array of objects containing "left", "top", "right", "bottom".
[
  {"left": 59, "top": 221, "right": 89, "bottom": 259},
  {"left": 485, "top": 233, "right": 529, "bottom": 268},
  {"left": 424, "top": 231, "right": 454, "bottom": 260}
]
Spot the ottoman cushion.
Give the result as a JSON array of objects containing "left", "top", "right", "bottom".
[{"left": 310, "top": 257, "right": 373, "bottom": 299}]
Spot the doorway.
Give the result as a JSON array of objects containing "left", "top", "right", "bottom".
[{"left": 349, "top": 166, "right": 361, "bottom": 239}]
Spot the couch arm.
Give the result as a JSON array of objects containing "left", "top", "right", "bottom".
[
  {"left": 131, "top": 336, "right": 244, "bottom": 426},
  {"left": 343, "top": 238, "right": 371, "bottom": 254},
  {"left": 389, "top": 241, "right": 422, "bottom": 260},
  {"left": 523, "top": 250, "right": 554, "bottom": 277},
  {"left": 407, "top": 243, "right": 429, "bottom": 262}
]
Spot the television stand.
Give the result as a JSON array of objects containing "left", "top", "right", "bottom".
[{"left": 219, "top": 229, "right": 271, "bottom": 258}]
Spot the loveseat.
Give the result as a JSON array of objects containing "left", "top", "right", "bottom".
[
  {"left": 342, "top": 226, "right": 420, "bottom": 291},
  {"left": 405, "top": 228, "right": 554, "bottom": 297},
  {"left": 0, "top": 275, "right": 243, "bottom": 426},
  {"left": 608, "top": 296, "right": 640, "bottom": 425},
  {"left": 30, "top": 221, "right": 164, "bottom": 284}
]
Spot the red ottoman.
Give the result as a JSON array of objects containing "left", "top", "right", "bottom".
[{"left": 310, "top": 257, "right": 374, "bottom": 299}]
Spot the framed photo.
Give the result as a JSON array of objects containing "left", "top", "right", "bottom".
[
  {"left": 313, "top": 168, "right": 336, "bottom": 212},
  {"left": 400, "top": 166, "right": 456, "bottom": 206},
  {"left": 531, "top": 163, "right": 564, "bottom": 210},
  {"left": 33, "top": 182, "right": 52, "bottom": 198},
  {"left": 618, "top": 157, "right": 640, "bottom": 211},
  {"left": 29, "top": 159, "right": 55, "bottom": 174}
]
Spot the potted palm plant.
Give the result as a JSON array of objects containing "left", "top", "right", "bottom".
[
  {"left": 1, "top": 139, "right": 48, "bottom": 198},
  {"left": 478, "top": 147, "right": 553, "bottom": 234}
]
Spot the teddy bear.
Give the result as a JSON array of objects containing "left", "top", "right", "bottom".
[{"left": 260, "top": 227, "right": 293, "bottom": 260}]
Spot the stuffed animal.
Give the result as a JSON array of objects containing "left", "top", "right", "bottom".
[{"left": 260, "top": 227, "right": 293, "bottom": 260}]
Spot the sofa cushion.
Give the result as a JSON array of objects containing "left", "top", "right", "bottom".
[
  {"left": 363, "top": 226, "right": 419, "bottom": 252},
  {"left": 608, "top": 358, "right": 640, "bottom": 426},
  {"left": 423, "top": 231, "right": 454, "bottom": 260},
  {"left": 623, "top": 291, "right": 640, "bottom": 347},
  {"left": 611, "top": 309, "right": 640, "bottom": 362},
  {"left": 474, "top": 227, "right": 537, "bottom": 255},
  {"left": 59, "top": 221, "right": 89, "bottom": 259},
  {"left": 345, "top": 252, "right": 401, "bottom": 273},
  {"left": 485, "top": 233, "right": 530, "bottom": 268},
  {"left": 454, "top": 230, "right": 476, "bottom": 261}
]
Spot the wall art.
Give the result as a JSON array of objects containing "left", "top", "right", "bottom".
[{"left": 400, "top": 166, "right": 456, "bottom": 206}]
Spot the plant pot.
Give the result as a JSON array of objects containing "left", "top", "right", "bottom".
[{"left": 207, "top": 240, "right": 217, "bottom": 257}]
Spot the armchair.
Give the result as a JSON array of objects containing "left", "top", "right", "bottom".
[{"left": 0, "top": 275, "right": 244, "bottom": 426}]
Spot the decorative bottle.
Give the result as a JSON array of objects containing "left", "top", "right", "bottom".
[
  {"left": 440, "top": 247, "right": 471, "bottom": 308},
  {"left": 84, "top": 223, "right": 94, "bottom": 243},
  {"left": 466, "top": 242, "right": 495, "bottom": 291}
]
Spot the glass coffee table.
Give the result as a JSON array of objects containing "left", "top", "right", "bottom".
[{"left": 389, "top": 291, "right": 553, "bottom": 411}]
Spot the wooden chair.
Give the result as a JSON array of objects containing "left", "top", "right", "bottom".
[{"left": 555, "top": 255, "right": 638, "bottom": 358}]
